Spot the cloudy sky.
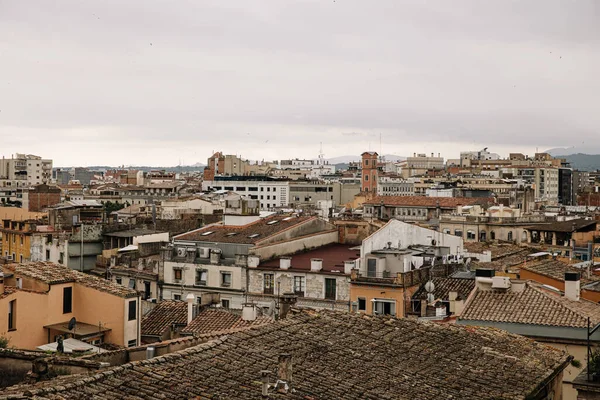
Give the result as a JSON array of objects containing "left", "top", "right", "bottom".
[{"left": 1, "top": 0, "right": 599, "bottom": 167}]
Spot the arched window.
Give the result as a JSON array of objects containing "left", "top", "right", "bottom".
[{"left": 490, "top": 231, "right": 496, "bottom": 240}]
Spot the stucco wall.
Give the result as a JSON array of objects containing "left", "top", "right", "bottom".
[
  {"left": 0, "top": 290, "right": 48, "bottom": 349},
  {"left": 361, "top": 220, "right": 464, "bottom": 259},
  {"left": 252, "top": 231, "right": 338, "bottom": 260}
]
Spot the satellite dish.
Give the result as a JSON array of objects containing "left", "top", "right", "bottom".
[
  {"left": 425, "top": 280, "right": 435, "bottom": 293},
  {"left": 68, "top": 317, "right": 77, "bottom": 331}
]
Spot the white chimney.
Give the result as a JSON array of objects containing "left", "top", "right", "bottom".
[
  {"left": 186, "top": 293, "right": 195, "bottom": 324},
  {"left": 564, "top": 272, "right": 580, "bottom": 301},
  {"left": 242, "top": 303, "right": 257, "bottom": 321},
  {"left": 247, "top": 255, "right": 260, "bottom": 268},
  {"left": 344, "top": 260, "right": 355, "bottom": 275},
  {"left": 310, "top": 258, "right": 323, "bottom": 272},
  {"left": 510, "top": 279, "right": 526, "bottom": 293},
  {"left": 280, "top": 257, "right": 291, "bottom": 270}
]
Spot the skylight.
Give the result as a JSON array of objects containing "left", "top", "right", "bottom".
[
  {"left": 201, "top": 231, "right": 214, "bottom": 236},
  {"left": 267, "top": 220, "right": 279, "bottom": 225},
  {"left": 282, "top": 216, "right": 294, "bottom": 221},
  {"left": 248, "top": 233, "right": 260, "bottom": 238},
  {"left": 225, "top": 232, "right": 238, "bottom": 237}
]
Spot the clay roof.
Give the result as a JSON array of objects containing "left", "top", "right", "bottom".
[
  {"left": 412, "top": 277, "right": 475, "bottom": 301},
  {"left": 364, "top": 195, "right": 494, "bottom": 208},
  {"left": 259, "top": 243, "right": 360, "bottom": 274},
  {"left": 174, "top": 213, "right": 317, "bottom": 244},
  {"left": 2, "top": 262, "right": 138, "bottom": 298},
  {"left": 181, "top": 309, "right": 272, "bottom": 335},
  {"left": 521, "top": 260, "right": 600, "bottom": 286},
  {"left": 460, "top": 282, "right": 600, "bottom": 328},
  {"left": 141, "top": 300, "right": 188, "bottom": 337},
  {"left": 3, "top": 310, "right": 570, "bottom": 400}
]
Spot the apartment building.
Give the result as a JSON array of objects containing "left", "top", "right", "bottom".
[
  {"left": 502, "top": 166, "right": 559, "bottom": 204},
  {"left": 0, "top": 154, "right": 53, "bottom": 189},
  {"left": 377, "top": 175, "right": 415, "bottom": 196},
  {"left": 0, "top": 261, "right": 141, "bottom": 349},
  {"left": 202, "top": 176, "right": 289, "bottom": 210}
]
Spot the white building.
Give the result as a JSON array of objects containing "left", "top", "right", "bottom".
[
  {"left": 377, "top": 176, "right": 415, "bottom": 196},
  {"left": 0, "top": 154, "right": 53, "bottom": 188},
  {"left": 202, "top": 179, "right": 289, "bottom": 210}
]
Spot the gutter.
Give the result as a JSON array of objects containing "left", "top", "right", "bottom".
[{"left": 525, "top": 355, "right": 573, "bottom": 400}]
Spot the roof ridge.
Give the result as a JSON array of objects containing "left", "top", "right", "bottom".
[{"left": 525, "top": 283, "right": 589, "bottom": 325}]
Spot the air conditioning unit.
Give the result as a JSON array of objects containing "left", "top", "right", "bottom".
[
  {"left": 198, "top": 247, "right": 210, "bottom": 259},
  {"left": 492, "top": 276, "right": 511, "bottom": 289},
  {"left": 176, "top": 247, "right": 187, "bottom": 258}
]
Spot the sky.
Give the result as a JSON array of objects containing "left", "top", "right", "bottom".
[{"left": 1, "top": 0, "right": 599, "bottom": 167}]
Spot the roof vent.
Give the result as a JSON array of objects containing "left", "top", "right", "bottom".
[
  {"left": 267, "top": 220, "right": 279, "bottom": 225},
  {"left": 201, "top": 231, "right": 214, "bottom": 236}
]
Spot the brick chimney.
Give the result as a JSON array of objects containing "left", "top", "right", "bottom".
[
  {"left": 279, "top": 293, "right": 297, "bottom": 319},
  {"left": 564, "top": 272, "right": 581, "bottom": 301},
  {"left": 276, "top": 353, "right": 293, "bottom": 393}
]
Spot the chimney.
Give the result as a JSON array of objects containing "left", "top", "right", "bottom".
[
  {"left": 279, "top": 293, "right": 297, "bottom": 319},
  {"left": 510, "top": 279, "right": 526, "bottom": 293},
  {"left": 564, "top": 272, "right": 581, "bottom": 301},
  {"left": 242, "top": 303, "right": 257, "bottom": 322},
  {"left": 235, "top": 254, "right": 248, "bottom": 267},
  {"left": 344, "top": 260, "right": 355, "bottom": 275},
  {"left": 209, "top": 249, "right": 221, "bottom": 265},
  {"left": 277, "top": 353, "right": 293, "bottom": 393},
  {"left": 310, "top": 258, "right": 323, "bottom": 272},
  {"left": 279, "top": 257, "right": 291, "bottom": 270},
  {"left": 475, "top": 269, "right": 495, "bottom": 289},
  {"left": 247, "top": 255, "right": 260, "bottom": 268},
  {"left": 0, "top": 272, "right": 4, "bottom": 294},
  {"left": 186, "top": 293, "right": 195, "bottom": 324},
  {"left": 260, "top": 370, "right": 271, "bottom": 397}
]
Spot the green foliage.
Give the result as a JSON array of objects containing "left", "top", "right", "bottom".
[
  {"left": 589, "top": 348, "right": 600, "bottom": 374},
  {"left": 0, "top": 335, "right": 9, "bottom": 349},
  {"left": 104, "top": 201, "right": 126, "bottom": 214},
  {"left": 571, "top": 359, "right": 582, "bottom": 368}
]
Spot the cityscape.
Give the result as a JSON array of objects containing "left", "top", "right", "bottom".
[{"left": 1, "top": 1, "right": 600, "bottom": 399}]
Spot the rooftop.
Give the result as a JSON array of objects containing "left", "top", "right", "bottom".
[
  {"left": 258, "top": 243, "right": 360, "bottom": 274},
  {"left": 2, "top": 262, "right": 138, "bottom": 298},
  {"left": 364, "top": 195, "right": 494, "bottom": 208},
  {"left": 181, "top": 309, "right": 272, "bottom": 335},
  {"left": 174, "top": 213, "right": 316, "bottom": 244},
  {"left": 141, "top": 300, "right": 188, "bottom": 337},
  {"left": 521, "top": 260, "right": 600, "bottom": 291},
  {"left": 412, "top": 277, "right": 475, "bottom": 302},
  {"left": 524, "top": 218, "right": 597, "bottom": 233},
  {"left": 460, "top": 281, "right": 600, "bottom": 328},
  {"left": 1, "top": 310, "right": 569, "bottom": 400},
  {"left": 104, "top": 228, "right": 166, "bottom": 238}
]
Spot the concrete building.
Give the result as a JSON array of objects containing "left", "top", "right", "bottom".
[
  {"left": 202, "top": 176, "right": 289, "bottom": 210},
  {"left": 406, "top": 152, "right": 444, "bottom": 171},
  {"left": 161, "top": 213, "right": 337, "bottom": 309},
  {"left": 460, "top": 148, "right": 501, "bottom": 167},
  {"left": 0, "top": 261, "right": 141, "bottom": 349},
  {"left": 0, "top": 154, "right": 52, "bottom": 188},
  {"left": 377, "top": 176, "right": 415, "bottom": 196},
  {"left": 502, "top": 166, "right": 559, "bottom": 204}
]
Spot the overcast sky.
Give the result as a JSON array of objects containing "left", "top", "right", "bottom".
[{"left": 1, "top": 0, "right": 599, "bottom": 167}]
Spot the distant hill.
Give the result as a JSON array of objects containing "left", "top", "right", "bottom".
[
  {"left": 54, "top": 164, "right": 206, "bottom": 173},
  {"left": 554, "top": 153, "right": 600, "bottom": 172}
]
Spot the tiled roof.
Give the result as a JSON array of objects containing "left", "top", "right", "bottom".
[
  {"left": 259, "top": 243, "right": 360, "bottom": 274},
  {"left": 364, "top": 195, "right": 494, "bottom": 208},
  {"left": 467, "top": 244, "right": 534, "bottom": 272},
  {"left": 460, "top": 282, "right": 600, "bottom": 328},
  {"left": 0, "top": 286, "right": 17, "bottom": 300},
  {"left": 181, "top": 309, "right": 272, "bottom": 335},
  {"left": 174, "top": 213, "right": 317, "bottom": 244},
  {"left": 2, "top": 262, "right": 138, "bottom": 298},
  {"left": 412, "top": 277, "right": 475, "bottom": 301},
  {"left": 521, "top": 260, "right": 600, "bottom": 288},
  {"left": 524, "top": 218, "right": 597, "bottom": 233},
  {"left": 2, "top": 310, "right": 569, "bottom": 400},
  {"left": 141, "top": 300, "right": 188, "bottom": 336}
]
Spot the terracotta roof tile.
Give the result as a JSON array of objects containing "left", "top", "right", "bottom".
[
  {"left": 412, "top": 277, "right": 475, "bottom": 301},
  {"left": 364, "top": 195, "right": 494, "bottom": 208},
  {"left": 2, "top": 310, "right": 570, "bottom": 400},
  {"left": 141, "top": 300, "right": 188, "bottom": 337},
  {"left": 259, "top": 243, "right": 360, "bottom": 274},
  {"left": 2, "top": 262, "right": 137, "bottom": 298},
  {"left": 460, "top": 282, "right": 600, "bottom": 328},
  {"left": 181, "top": 309, "right": 272, "bottom": 335}
]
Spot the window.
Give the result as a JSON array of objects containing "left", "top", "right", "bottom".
[
  {"left": 367, "top": 259, "right": 377, "bottom": 277},
  {"left": 358, "top": 297, "right": 366, "bottom": 311},
  {"left": 173, "top": 293, "right": 182, "bottom": 300},
  {"left": 293, "top": 276, "right": 305, "bottom": 296},
  {"left": 264, "top": 273, "right": 274, "bottom": 295},
  {"left": 8, "top": 300, "right": 16, "bottom": 330},
  {"left": 454, "top": 229, "right": 463, "bottom": 237},
  {"left": 127, "top": 339, "right": 137, "bottom": 347},
  {"left": 221, "top": 272, "right": 232, "bottom": 287},
  {"left": 174, "top": 268, "right": 183, "bottom": 281},
  {"left": 325, "top": 278, "right": 336, "bottom": 300},
  {"left": 19, "top": 255, "right": 23, "bottom": 263},
  {"left": 128, "top": 300, "right": 137, "bottom": 321},
  {"left": 59, "top": 252, "right": 64, "bottom": 264},
  {"left": 20, "top": 236, "right": 23, "bottom": 245},
  {"left": 144, "top": 281, "right": 151, "bottom": 299},
  {"left": 45, "top": 250, "right": 50, "bottom": 260},
  {"left": 63, "top": 287, "right": 73, "bottom": 314},
  {"left": 467, "top": 230, "right": 476, "bottom": 240},
  {"left": 507, "top": 231, "right": 514, "bottom": 241},
  {"left": 195, "top": 269, "right": 207, "bottom": 285},
  {"left": 221, "top": 299, "right": 230, "bottom": 308},
  {"left": 116, "top": 277, "right": 122, "bottom": 285},
  {"left": 373, "top": 299, "right": 396, "bottom": 316},
  {"left": 364, "top": 175, "right": 369, "bottom": 181}
]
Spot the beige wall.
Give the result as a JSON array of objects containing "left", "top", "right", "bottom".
[
  {"left": 543, "top": 341, "right": 586, "bottom": 400},
  {"left": 0, "top": 290, "right": 48, "bottom": 349}
]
